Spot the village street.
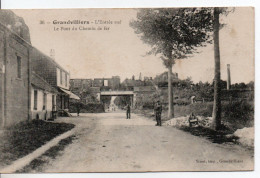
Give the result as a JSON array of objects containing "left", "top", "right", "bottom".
[{"left": 29, "top": 111, "right": 254, "bottom": 172}]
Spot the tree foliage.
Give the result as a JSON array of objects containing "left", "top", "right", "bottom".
[
  {"left": 130, "top": 8, "right": 215, "bottom": 118},
  {"left": 130, "top": 8, "right": 214, "bottom": 67}
]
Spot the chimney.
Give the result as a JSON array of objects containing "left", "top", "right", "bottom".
[
  {"left": 139, "top": 72, "right": 142, "bottom": 81},
  {"left": 50, "top": 49, "right": 55, "bottom": 60},
  {"left": 227, "top": 64, "right": 231, "bottom": 90}
]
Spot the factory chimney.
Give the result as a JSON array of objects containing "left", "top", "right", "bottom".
[{"left": 227, "top": 64, "right": 231, "bottom": 90}]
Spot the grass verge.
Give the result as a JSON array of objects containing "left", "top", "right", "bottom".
[
  {"left": 16, "top": 135, "right": 76, "bottom": 173},
  {"left": 134, "top": 101, "right": 254, "bottom": 131},
  {"left": 133, "top": 101, "right": 254, "bottom": 148},
  {"left": 0, "top": 119, "right": 75, "bottom": 168},
  {"left": 179, "top": 126, "right": 234, "bottom": 144}
]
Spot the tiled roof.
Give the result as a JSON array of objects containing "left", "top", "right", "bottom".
[
  {"left": 32, "top": 47, "right": 70, "bottom": 74},
  {"left": 31, "top": 72, "right": 58, "bottom": 93}
]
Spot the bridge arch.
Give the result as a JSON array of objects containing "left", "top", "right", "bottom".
[{"left": 100, "top": 90, "right": 136, "bottom": 108}]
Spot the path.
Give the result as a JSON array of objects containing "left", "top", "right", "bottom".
[{"left": 35, "top": 112, "right": 253, "bottom": 172}]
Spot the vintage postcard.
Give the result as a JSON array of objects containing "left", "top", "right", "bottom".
[{"left": 0, "top": 7, "right": 254, "bottom": 173}]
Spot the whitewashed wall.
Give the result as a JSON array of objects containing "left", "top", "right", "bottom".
[
  {"left": 31, "top": 87, "right": 56, "bottom": 112},
  {"left": 31, "top": 89, "right": 43, "bottom": 111},
  {"left": 47, "top": 94, "right": 54, "bottom": 111},
  {"left": 31, "top": 86, "right": 57, "bottom": 120},
  {"left": 57, "top": 67, "right": 70, "bottom": 90}
]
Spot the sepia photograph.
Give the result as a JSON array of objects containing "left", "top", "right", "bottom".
[{"left": 0, "top": 7, "right": 255, "bottom": 173}]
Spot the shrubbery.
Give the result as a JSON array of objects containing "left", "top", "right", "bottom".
[
  {"left": 136, "top": 100, "right": 254, "bottom": 132},
  {"left": 69, "top": 102, "right": 105, "bottom": 113},
  {"left": 174, "top": 101, "right": 254, "bottom": 130},
  {"left": 174, "top": 102, "right": 213, "bottom": 117},
  {"left": 222, "top": 101, "right": 254, "bottom": 130}
]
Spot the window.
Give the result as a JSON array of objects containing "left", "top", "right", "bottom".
[
  {"left": 17, "top": 56, "right": 21, "bottom": 78},
  {"left": 34, "top": 90, "right": 38, "bottom": 110},
  {"left": 65, "top": 74, "right": 67, "bottom": 87},
  {"left": 43, "top": 93, "right": 47, "bottom": 110},
  {"left": 60, "top": 70, "right": 63, "bottom": 85},
  {"left": 52, "top": 95, "right": 55, "bottom": 111},
  {"left": 104, "top": 80, "right": 108, "bottom": 86}
]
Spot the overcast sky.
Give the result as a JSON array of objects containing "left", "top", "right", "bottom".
[{"left": 13, "top": 7, "right": 254, "bottom": 84}]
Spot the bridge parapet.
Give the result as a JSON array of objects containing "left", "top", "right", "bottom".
[{"left": 100, "top": 91, "right": 134, "bottom": 96}]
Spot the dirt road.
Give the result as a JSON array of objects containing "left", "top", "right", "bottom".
[{"left": 39, "top": 112, "right": 253, "bottom": 172}]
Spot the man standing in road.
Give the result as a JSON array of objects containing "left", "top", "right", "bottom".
[
  {"left": 154, "top": 100, "right": 162, "bottom": 126},
  {"left": 126, "top": 104, "right": 131, "bottom": 119},
  {"left": 76, "top": 102, "right": 81, "bottom": 116}
]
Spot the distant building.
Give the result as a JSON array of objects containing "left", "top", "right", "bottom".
[
  {"left": 70, "top": 79, "right": 93, "bottom": 91},
  {"left": 121, "top": 78, "right": 146, "bottom": 88},
  {"left": 154, "top": 71, "right": 179, "bottom": 85},
  {"left": 70, "top": 76, "right": 121, "bottom": 101},
  {"left": 70, "top": 79, "right": 83, "bottom": 90},
  {"left": 109, "top": 76, "right": 120, "bottom": 90},
  {"left": 92, "top": 76, "right": 120, "bottom": 89},
  {"left": 92, "top": 76, "right": 121, "bottom": 89},
  {"left": 93, "top": 78, "right": 104, "bottom": 87},
  {"left": 143, "top": 76, "right": 154, "bottom": 86},
  {"left": 89, "top": 87, "right": 101, "bottom": 102}
]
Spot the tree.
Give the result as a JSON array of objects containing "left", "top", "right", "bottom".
[
  {"left": 211, "top": 7, "right": 233, "bottom": 130},
  {"left": 211, "top": 7, "right": 221, "bottom": 130},
  {"left": 130, "top": 8, "right": 213, "bottom": 118}
]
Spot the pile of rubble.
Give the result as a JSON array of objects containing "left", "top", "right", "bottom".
[
  {"left": 164, "top": 116, "right": 254, "bottom": 148},
  {"left": 233, "top": 127, "right": 254, "bottom": 148},
  {"left": 164, "top": 116, "right": 189, "bottom": 127},
  {"left": 164, "top": 116, "right": 213, "bottom": 128},
  {"left": 197, "top": 116, "right": 213, "bottom": 128}
]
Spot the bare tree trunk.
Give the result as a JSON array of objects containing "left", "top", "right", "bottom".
[
  {"left": 212, "top": 7, "right": 222, "bottom": 130},
  {"left": 168, "top": 66, "right": 174, "bottom": 119}
]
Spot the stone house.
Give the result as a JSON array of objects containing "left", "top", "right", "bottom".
[
  {"left": 0, "top": 21, "right": 32, "bottom": 127},
  {"left": 31, "top": 48, "right": 79, "bottom": 111},
  {"left": 0, "top": 10, "right": 80, "bottom": 127},
  {"left": 31, "top": 72, "right": 58, "bottom": 120}
]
